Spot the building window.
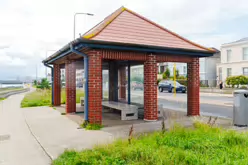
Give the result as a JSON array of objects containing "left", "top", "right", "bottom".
[
  {"left": 243, "top": 48, "right": 248, "bottom": 60},
  {"left": 183, "top": 66, "right": 187, "bottom": 74},
  {"left": 227, "top": 50, "right": 231, "bottom": 62},
  {"left": 227, "top": 68, "right": 232, "bottom": 77},
  {"left": 219, "top": 67, "right": 222, "bottom": 80},
  {"left": 243, "top": 67, "right": 248, "bottom": 76},
  {"left": 160, "top": 66, "right": 165, "bottom": 73}
]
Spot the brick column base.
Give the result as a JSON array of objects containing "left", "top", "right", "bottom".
[
  {"left": 119, "top": 66, "right": 126, "bottom": 100},
  {"left": 65, "top": 60, "right": 76, "bottom": 113},
  {"left": 88, "top": 50, "right": 102, "bottom": 124},
  {"left": 53, "top": 64, "right": 61, "bottom": 106},
  {"left": 144, "top": 54, "right": 158, "bottom": 121},
  {"left": 187, "top": 57, "right": 200, "bottom": 116}
]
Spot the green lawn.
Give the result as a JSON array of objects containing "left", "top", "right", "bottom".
[
  {"left": 53, "top": 122, "right": 248, "bottom": 165},
  {"left": 21, "top": 89, "right": 84, "bottom": 107}
]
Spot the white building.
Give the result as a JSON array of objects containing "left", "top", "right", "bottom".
[
  {"left": 217, "top": 38, "right": 248, "bottom": 82},
  {"left": 158, "top": 49, "right": 220, "bottom": 84},
  {"left": 158, "top": 62, "right": 187, "bottom": 77}
]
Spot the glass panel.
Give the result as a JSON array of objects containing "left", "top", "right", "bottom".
[
  {"left": 130, "top": 65, "right": 144, "bottom": 104},
  {"left": 103, "top": 70, "right": 109, "bottom": 99},
  {"left": 200, "top": 60, "right": 205, "bottom": 72}
]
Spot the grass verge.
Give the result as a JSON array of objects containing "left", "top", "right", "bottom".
[
  {"left": 53, "top": 122, "right": 248, "bottom": 165},
  {"left": 80, "top": 122, "right": 103, "bottom": 130},
  {"left": 21, "top": 89, "right": 84, "bottom": 108}
]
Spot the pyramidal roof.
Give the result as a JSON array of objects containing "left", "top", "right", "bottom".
[{"left": 83, "top": 7, "right": 212, "bottom": 52}]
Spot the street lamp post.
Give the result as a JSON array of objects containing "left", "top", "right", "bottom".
[{"left": 73, "top": 12, "right": 94, "bottom": 40}]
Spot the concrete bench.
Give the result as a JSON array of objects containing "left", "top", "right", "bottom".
[{"left": 102, "top": 101, "right": 138, "bottom": 120}]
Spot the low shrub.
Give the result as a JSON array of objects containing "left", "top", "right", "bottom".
[{"left": 226, "top": 75, "right": 248, "bottom": 88}]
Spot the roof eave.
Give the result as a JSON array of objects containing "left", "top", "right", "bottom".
[{"left": 43, "top": 38, "right": 214, "bottom": 64}]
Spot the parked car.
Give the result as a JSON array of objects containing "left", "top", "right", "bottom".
[
  {"left": 131, "top": 81, "right": 144, "bottom": 90},
  {"left": 158, "top": 80, "right": 186, "bottom": 93}
]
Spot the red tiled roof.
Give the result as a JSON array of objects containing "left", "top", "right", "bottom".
[{"left": 83, "top": 6, "right": 213, "bottom": 52}]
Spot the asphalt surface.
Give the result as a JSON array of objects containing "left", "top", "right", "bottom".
[{"left": 130, "top": 90, "right": 233, "bottom": 119}]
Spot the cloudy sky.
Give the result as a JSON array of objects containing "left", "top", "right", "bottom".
[{"left": 0, "top": 0, "right": 248, "bottom": 80}]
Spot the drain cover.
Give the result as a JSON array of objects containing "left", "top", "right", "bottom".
[{"left": 0, "top": 134, "right": 10, "bottom": 142}]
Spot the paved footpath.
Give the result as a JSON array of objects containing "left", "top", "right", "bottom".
[
  {"left": 0, "top": 93, "right": 50, "bottom": 165},
  {"left": 0, "top": 92, "right": 113, "bottom": 164}
]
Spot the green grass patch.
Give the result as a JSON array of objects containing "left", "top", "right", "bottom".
[
  {"left": 21, "top": 89, "right": 84, "bottom": 108},
  {"left": 80, "top": 122, "right": 103, "bottom": 130},
  {"left": 53, "top": 122, "right": 248, "bottom": 165},
  {"left": 0, "top": 98, "right": 5, "bottom": 101}
]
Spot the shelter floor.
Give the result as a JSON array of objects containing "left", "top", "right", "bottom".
[{"left": 55, "top": 104, "right": 192, "bottom": 127}]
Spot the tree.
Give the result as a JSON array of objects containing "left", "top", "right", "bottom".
[
  {"left": 176, "top": 69, "right": 180, "bottom": 78},
  {"left": 37, "top": 78, "right": 50, "bottom": 89},
  {"left": 163, "top": 68, "right": 170, "bottom": 79},
  {"left": 33, "top": 80, "right": 37, "bottom": 85}
]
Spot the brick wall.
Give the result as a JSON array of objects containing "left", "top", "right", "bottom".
[
  {"left": 187, "top": 57, "right": 200, "bottom": 116},
  {"left": 156, "top": 55, "right": 193, "bottom": 63},
  {"left": 119, "top": 66, "right": 126, "bottom": 100},
  {"left": 65, "top": 60, "right": 76, "bottom": 113},
  {"left": 53, "top": 64, "right": 61, "bottom": 106},
  {"left": 88, "top": 50, "right": 102, "bottom": 124},
  {"left": 102, "top": 50, "right": 146, "bottom": 61},
  {"left": 144, "top": 54, "right": 158, "bottom": 121}
]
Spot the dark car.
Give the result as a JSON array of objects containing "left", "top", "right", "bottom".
[
  {"left": 131, "top": 81, "right": 144, "bottom": 90},
  {"left": 158, "top": 80, "right": 186, "bottom": 93}
]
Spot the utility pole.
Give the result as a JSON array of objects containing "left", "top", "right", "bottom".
[
  {"left": 45, "top": 51, "right": 47, "bottom": 79},
  {"left": 36, "top": 64, "right": 38, "bottom": 83}
]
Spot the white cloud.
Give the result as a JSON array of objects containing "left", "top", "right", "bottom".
[{"left": 0, "top": 0, "right": 247, "bottom": 79}]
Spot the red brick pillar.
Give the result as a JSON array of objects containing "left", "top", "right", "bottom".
[
  {"left": 53, "top": 64, "right": 61, "bottom": 106},
  {"left": 187, "top": 57, "right": 200, "bottom": 116},
  {"left": 119, "top": 67, "right": 126, "bottom": 100},
  {"left": 88, "top": 50, "right": 102, "bottom": 124},
  {"left": 65, "top": 60, "right": 76, "bottom": 113},
  {"left": 144, "top": 54, "right": 158, "bottom": 121}
]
